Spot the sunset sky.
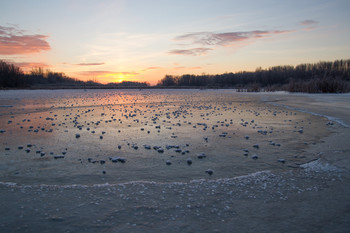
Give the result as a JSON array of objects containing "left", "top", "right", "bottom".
[{"left": 1, "top": 0, "right": 349, "bottom": 85}]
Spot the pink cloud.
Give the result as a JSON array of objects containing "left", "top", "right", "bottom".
[
  {"left": 77, "top": 71, "right": 139, "bottom": 76},
  {"left": 75, "top": 62, "right": 105, "bottom": 66},
  {"left": 299, "top": 20, "right": 319, "bottom": 31},
  {"left": 14, "top": 62, "right": 50, "bottom": 70},
  {"left": 170, "top": 29, "right": 292, "bottom": 56},
  {"left": 3, "top": 60, "right": 50, "bottom": 71},
  {"left": 175, "top": 30, "right": 291, "bottom": 47},
  {"left": 0, "top": 25, "right": 51, "bottom": 55},
  {"left": 168, "top": 48, "right": 212, "bottom": 56},
  {"left": 299, "top": 20, "right": 319, "bottom": 26}
]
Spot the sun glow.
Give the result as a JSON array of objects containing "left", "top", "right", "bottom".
[
  {"left": 95, "top": 72, "right": 132, "bottom": 84},
  {"left": 115, "top": 74, "right": 125, "bottom": 83}
]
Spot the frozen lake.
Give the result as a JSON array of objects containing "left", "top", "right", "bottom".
[
  {"left": 0, "top": 89, "right": 349, "bottom": 232},
  {"left": 0, "top": 89, "right": 330, "bottom": 185}
]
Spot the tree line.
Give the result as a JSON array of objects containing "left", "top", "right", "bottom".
[
  {"left": 2, "top": 59, "right": 349, "bottom": 92},
  {"left": 157, "top": 59, "right": 350, "bottom": 93},
  {"left": 0, "top": 60, "right": 149, "bottom": 89},
  {"left": 0, "top": 60, "right": 87, "bottom": 88}
]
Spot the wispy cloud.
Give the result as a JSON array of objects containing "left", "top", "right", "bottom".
[
  {"left": 0, "top": 25, "right": 50, "bottom": 55},
  {"left": 175, "top": 30, "right": 291, "bottom": 46},
  {"left": 4, "top": 60, "right": 50, "bottom": 71},
  {"left": 169, "top": 48, "right": 212, "bottom": 56},
  {"left": 173, "top": 66, "right": 202, "bottom": 70},
  {"left": 15, "top": 62, "right": 50, "bottom": 69},
  {"left": 299, "top": 20, "right": 319, "bottom": 26},
  {"left": 75, "top": 62, "right": 105, "bottom": 66},
  {"left": 299, "top": 20, "right": 319, "bottom": 31},
  {"left": 142, "top": 66, "right": 162, "bottom": 71},
  {"left": 170, "top": 30, "right": 292, "bottom": 56},
  {"left": 77, "top": 70, "right": 139, "bottom": 76}
]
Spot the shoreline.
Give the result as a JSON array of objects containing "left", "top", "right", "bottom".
[{"left": 257, "top": 92, "right": 350, "bottom": 170}]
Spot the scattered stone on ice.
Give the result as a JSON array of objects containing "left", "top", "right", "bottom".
[
  {"left": 186, "top": 158, "right": 192, "bottom": 165},
  {"left": 110, "top": 157, "right": 126, "bottom": 163},
  {"left": 278, "top": 159, "right": 286, "bottom": 164},
  {"left": 197, "top": 152, "right": 206, "bottom": 159},
  {"left": 205, "top": 169, "right": 213, "bottom": 175}
]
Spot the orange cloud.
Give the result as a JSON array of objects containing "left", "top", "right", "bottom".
[
  {"left": 173, "top": 66, "right": 202, "bottom": 70},
  {"left": 13, "top": 62, "right": 50, "bottom": 71},
  {"left": 0, "top": 25, "right": 51, "bottom": 55},
  {"left": 142, "top": 66, "right": 162, "bottom": 71},
  {"left": 77, "top": 71, "right": 139, "bottom": 76}
]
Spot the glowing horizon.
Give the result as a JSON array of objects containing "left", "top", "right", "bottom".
[{"left": 1, "top": 0, "right": 350, "bottom": 85}]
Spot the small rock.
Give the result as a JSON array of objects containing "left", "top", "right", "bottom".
[
  {"left": 166, "top": 160, "right": 172, "bottom": 165},
  {"left": 278, "top": 159, "right": 286, "bottom": 164},
  {"left": 75, "top": 133, "right": 80, "bottom": 138},
  {"left": 54, "top": 155, "right": 65, "bottom": 159},
  {"left": 186, "top": 158, "right": 192, "bottom": 165},
  {"left": 197, "top": 152, "right": 206, "bottom": 159},
  {"left": 205, "top": 169, "right": 213, "bottom": 176},
  {"left": 252, "top": 154, "right": 258, "bottom": 160},
  {"left": 157, "top": 148, "right": 164, "bottom": 153},
  {"left": 110, "top": 157, "right": 126, "bottom": 163}
]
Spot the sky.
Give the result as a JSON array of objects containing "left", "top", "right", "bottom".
[{"left": 1, "top": 0, "right": 350, "bottom": 85}]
